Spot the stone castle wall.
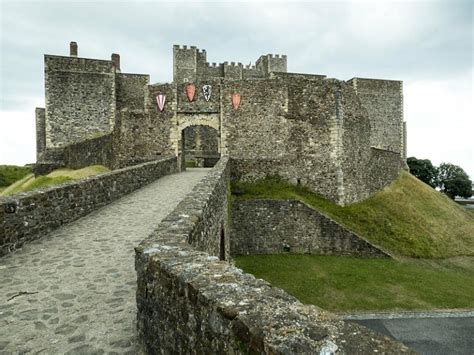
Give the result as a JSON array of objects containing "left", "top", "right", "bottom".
[
  {"left": 338, "top": 82, "right": 374, "bottom": 203},
  {"left": 222, "top": 77, "right": 379, "bottom": 204},
  {"left": 0, "top": 157, "right": 178, "bottom": 257},
  {"left": 116, "top": 73, "right": 149, "bottom": 110},
  {"left": 44, "top": 55, "right": 116, "bottom": 148},
  {"left": 35, "top": 108, "right": 46, "bottom": 161},
  {"left": 135, "top": 158, "right": 411, "bottom": 354},
  {"left": 62, "top": 133, "right": 114, "bottom": 169},
  {"left": 37, "top": 44, "right": 404, "bottom": 205},
  {"left": 230, "top": 199, "right": 389, "bottom": 257},
  {"left": 348, "top": 78, "right": 404, "bottom": 153},
  {"left": 368, "top": 147, "right": 403, "bottom": 194}
]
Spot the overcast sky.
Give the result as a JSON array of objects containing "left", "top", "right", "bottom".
[{"left": 1, "top": 0, "right": 472, "bottom": 178}]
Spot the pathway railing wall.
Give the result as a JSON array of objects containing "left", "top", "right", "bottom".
[
  {"left": 0, "top": 157, "right": 178, "bottom": 257},
  {"left": 135, "top": 157, "right": 410, "bottom": 354}
]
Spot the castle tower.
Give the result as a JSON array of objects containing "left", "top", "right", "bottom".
[
  {"left": 173, "top": 45, "right": 207, "bottom": 83},
  {"left": 256, "top": 54, "right": 287, "bottom": 76}
]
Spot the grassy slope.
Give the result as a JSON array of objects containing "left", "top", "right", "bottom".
[
  {"left": 235, "top": 255, "right": 474, "bottom": 312},
  {"left": 232, "top": 171, "right": 474, "bottom": 258},
  {"left": 0, "top": 165, "right": 110, "bottom": 196},
  {"left": 0, "top": 165, "right": 32, "bottom": 187}
]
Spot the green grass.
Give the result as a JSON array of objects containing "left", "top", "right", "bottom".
[
  {"left": 0, "top": 165, "right": 110, "bottom": 196},
  {"left": 232, "top": 172, "right": 474, "bottom": 258},
  {"left": 0, "top": 165, "right": 32, "bottom": 187},
  {"left": 185, "top": 161, "right": 197, "bottom": 168},
  {"left": 235, "top": 255, "right": 474, "bottom": 312}
]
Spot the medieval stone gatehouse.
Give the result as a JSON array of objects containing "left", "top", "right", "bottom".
[{"left": 35, "top": 42, "right": 406, "bottom": 205}]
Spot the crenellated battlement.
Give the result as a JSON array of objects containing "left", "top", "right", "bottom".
[
  {"left": 173, "top": 45, "right": 287, "bottom": 82},
  {"left": 223, "top": 61, "right": 243, "bottom": 67},
  {"left": 173, "top": 45, "right": 206, "bottom": 53},
  {"left": 266, "top": 54, "right": 287, "bottom": 59}
]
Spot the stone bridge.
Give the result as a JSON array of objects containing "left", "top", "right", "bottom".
[
  {"left": 0, "top": 158, "right": 410, "bottom": 354},
  {"left": 0, "top": 168, "right": 209, "bottom": 354}
]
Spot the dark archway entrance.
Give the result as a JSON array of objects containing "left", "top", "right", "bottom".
[{"left": 182, "top": 125, "right": 220, "bottom": 168}]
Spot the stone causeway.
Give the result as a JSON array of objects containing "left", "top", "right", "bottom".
[{"left": 0, "top": 169, "right": 209, "bottom": 354}]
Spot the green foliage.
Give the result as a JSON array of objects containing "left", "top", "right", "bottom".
[
  {"left": 406, "top": 157, "right": 438, "bottom": 188},
  {"left": 185, "top": 161, "right": 197, "bottom": 168},
  {"left": 231, "top": 171, "right": 474, "bottom": 258},
  {"left": 437, "top": 163, "right": 472, "bottom": 199},
  {"left": 406, "top": 157, "right": 473, "bottom": 199},
  {"left": 0, "top": 165, "right": 32, "bottom": 187},
  {"left": 235, "top": 255, "right": 474, "bottom": 311}
]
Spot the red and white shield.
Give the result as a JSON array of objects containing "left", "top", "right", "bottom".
[
  {"left": 185, "top": 84, "right": 196, "bottom": 102},
  {"left": 232, "top": 93, "right": 241, "bottom": 110},
  {"left": 156, "top": 94, "right": 166, "bottom": 112}
]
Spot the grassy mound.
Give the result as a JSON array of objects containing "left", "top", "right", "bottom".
[
  {"left": 232, "top": 171, "right": 474, "bottom": 258},
  {"left": 0, "top": 165, "right": 32, "bottom": 188},
  {"left": 0, "top": 165, "right": 110, "bottom": 196},
  {"left": 235, "top": 255, "right": 474, "bottom": 312}
]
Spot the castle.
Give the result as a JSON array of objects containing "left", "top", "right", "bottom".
[{"left": 35, "top": 42, "right": 406, "bottom": 205}]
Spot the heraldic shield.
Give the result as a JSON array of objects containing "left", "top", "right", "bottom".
[
  {"left": 185, "top": 84, "right": 196, "bottom": 102},
  {"left": 202, "top": 85, "right": 212, "bottom": 101},
  {"left": 232, "top": 93, "right": 241, "bottom": 110},
  {"left": 156, "top": 94, "right": 166, "bottom": 112}
]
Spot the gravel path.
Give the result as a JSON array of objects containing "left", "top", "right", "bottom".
[{"left": 0, "top": 169, "right": 209, "bottom": 354}]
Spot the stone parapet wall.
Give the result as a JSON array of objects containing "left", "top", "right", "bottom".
[
  {"left": 0, "top": 157, "right": 178, "bottom": 257},
  {"left": 230, "top": 199, "right": 389, "bottom": 257},
  {"left": 135, "top": 157, "right": 410, "bottom": 354},
  {"left": 62, "top": 133, "right": 114, "bottom": 169}
]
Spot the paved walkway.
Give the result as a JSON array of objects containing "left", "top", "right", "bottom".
[
  {"left": 0, "top": 169, "right": 209, "bottom": 355},
  {"left": 350, "top": 316, "right": 474, "bottom": 355}
]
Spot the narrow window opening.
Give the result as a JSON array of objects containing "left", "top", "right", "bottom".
[{"left": 219, "top": 226, "right": 226, "bottom": 261}]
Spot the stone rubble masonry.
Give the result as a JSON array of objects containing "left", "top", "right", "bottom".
[
  {"left": 368, "top": 147, "right": 402, "bottom": 195},
  {"left": 135, "top": 157, "right": 413, "bottom": 354},
  {"left": 38, "top": 44, "right": 405, "bottom": 206},
  {"left": 116, "top": 73, "right": 149, "bottom": 111},
  {"left": 348, "top": 78, "right": 405, "bottom": 154},
  {"left": 44, "top": 55, "right": 117, "bottom": 149},
  {"left": 230, "top": 199, "right": 389, "bottom": 257},
  {"left": 0, "top": 157, "right": 178, "bottom": 257},
  {"left": 62, "top": 133, "right": 114, "bottom": 169},
  {"left": 35, "top": 107, "right": 46, "bottom": 161}
]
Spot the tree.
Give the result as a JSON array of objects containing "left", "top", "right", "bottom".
[
  {"left": 437, "top": 163, "right": 472, "bottom": 199},
  {"left": 407, "top": 157, "right": 438, "bottom": 188}
]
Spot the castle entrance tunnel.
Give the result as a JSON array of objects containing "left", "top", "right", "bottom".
[{"left": 181, "top": 125, "right": 220, "bottom": 168}]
